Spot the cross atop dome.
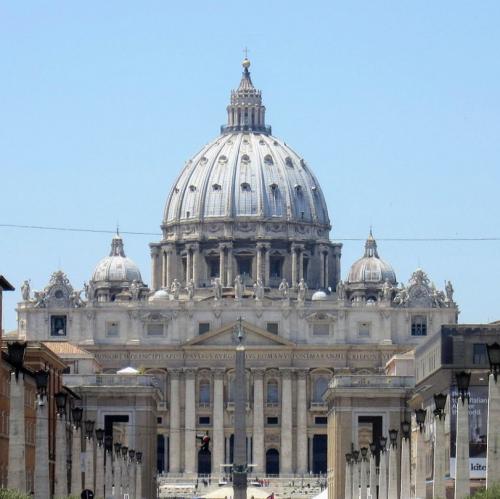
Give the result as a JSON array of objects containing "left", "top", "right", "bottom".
[{"left": 221, "top": 57, "right": 271, "bottom": 135}]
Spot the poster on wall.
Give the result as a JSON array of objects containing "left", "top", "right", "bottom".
[{"left": 449, "top": 385, "right": 488, "bottom": 479}]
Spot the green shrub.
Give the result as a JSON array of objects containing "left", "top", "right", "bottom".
[
  {"left": 0, "top": 490, "right": 30, "bottom": 499},
  {"left": 468, "top": 485, "right": 500, "bottom": 498}
]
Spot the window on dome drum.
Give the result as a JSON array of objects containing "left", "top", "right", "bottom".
[
  {"left": 312, "top": 323, "right": 330, "bottom": 336},
  {"left": 207, "top": 257, "right": 220, "bottom": 278},
  {"left": 106, "top": 321, "right": 120, "bottom": 337},
  {"left": 50, "top": 315, "right": 67, "bottom": 336},
  {"left": 270, "top": 257, "right": 283, "bottom": 278},
  {"left": 266, "top": 322, "right": 279, "bottom": 335},
  {"left": 411, "top": 316, "right": 427, "bottom": 336},
  {"left": 147, "top": 323, "right": 165, "bottom": 337},
  {"left": 199, "top": 380, "right": 211, "bottom": 405},
  {"left": 266, "top": 380, "right": 279, "bottom": 404},
  {"left": 358, "top": 322, "right": 371, "bottom": 338},
  {"left": 198, "top": 322, "right": 210, "bottom": 335},
  {"left": 473, "top": 343, "right": 487, "bottom": 364}
]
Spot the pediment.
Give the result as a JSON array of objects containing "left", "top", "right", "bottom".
[{"left": 184, "top": 321, "right": 295, "bottom": 347}]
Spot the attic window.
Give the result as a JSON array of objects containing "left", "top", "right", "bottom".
[
  {"left": 218, "top": 155, "right": 228, "bottom": 165},
  {"left": 189, "top": 185, "right": 197, "bottom": 192},
  {"left": 294, "top": 184, "right": 303, "bottom": 193},
  {"left": 285, "top": 157, "right": 293, "bottom": 168},
  {"left": 199, "top": 156, "right": 208, "bottom": 165},
  {"left": 174, "top": 187, "right": 179, "bottom": 193},
  {"left": 241, "top": 154, "right": 250, "bottom": 164},
  {"left": 311, "top": 186, "right": 317, "bottom": 192},
  {"left": 212, "top": 183, "right": 222, "bottom": 191},
  {"left": 270, "top": 183, "right": 278, "bottom": 191},
  {"left": 241, "top": 182, "right": 251, "bottom": 192},
  {"left": 264, "top": 155, "right": 274, "bottom": 165}
]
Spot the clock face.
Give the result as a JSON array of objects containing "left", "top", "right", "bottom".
[{"left": 55, "top": 289, "right": 64, "bottom": 299}]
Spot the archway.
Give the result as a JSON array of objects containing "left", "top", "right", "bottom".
[
  {"left": 198, "top": 448, "right": 211, "bottom": 475},
  {"left": 265, "top": 448, "right": 279, "bottom": 475}
]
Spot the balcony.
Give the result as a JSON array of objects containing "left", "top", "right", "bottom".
[
  {"left": 309, "top": 401, "right": 327, "bottom": 412},
  {"left": 63, "top": 374, "right": 161, "bottom": 388}
]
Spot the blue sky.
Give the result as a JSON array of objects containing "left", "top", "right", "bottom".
[{"left": 1, "top": 1, "right": 499, "bottom": 331}]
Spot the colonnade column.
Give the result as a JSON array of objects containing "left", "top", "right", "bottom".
[
  {"left": 186, "top": 247, "right": 192, "bottom": 284},
  {"left": 212, "top": 370, "right": 225, "bottom": 476},
  {"left": 296, "top": 371, "right": 308, "bottom": 474},
  {"left": 226, "top": 243, "right": 234, "bottom": 285},
  {"left": 169, "top": 370, "right": 181, "bottom": 473},
  {"left": 192, "top": 243, "right": 200, "bottom": 287},
  {"left": 184, "top": 369, "right": 196, "bottom": 474},
  {"left": 219, "top": 244, "right": 226, "bottom": 286},
  {"left": 252, "top": 369, "right": 265, "bottom": 474},
  {"left": 291, "top": 244, "right": 298, "bottom": 287},
  {"left": 280, "top": 369, "right": 293, "bottom": 474}
]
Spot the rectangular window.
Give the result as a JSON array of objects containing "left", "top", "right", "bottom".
[
  {"left": 106, "top": 321, "right": 120, "bottom": 337},
  {"left": 198, "top": 322, "right": 211, "bottom": 335},
  {"left": 358, "top": 322, "right": 371, "bottom": 337},
  {"left": 147, "top": 323, "right": 165, "bottom": 337},
  {"left": 266, "top": 416, "right": 279, "bottom": 425},
  {"left": 157, "top": 417, "right": 163, "bottom": 424},
  {"left": 199, "top": 416, "right": 210, "bottom": 425},
  {"left": 266, "top": 322, "right": 279, "bottom": 335},
  {"left": 315, "top": 416, "right": 328, "bottom": 425},
  {"left": 411, "top": 316, "right": 427, "bottom": 336},
  {"left": 473, "top": 343, "right": 487, "bottom": 365},
  {"left": 50, "top": 315, "right": 67, "bottom": 336},
  {"left": 313, "top": 323, "right": 330, "bottom": 336}
]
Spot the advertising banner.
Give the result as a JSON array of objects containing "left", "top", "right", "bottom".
[{"left": 449, "top": 385, "right": 488, "bottom": 479}]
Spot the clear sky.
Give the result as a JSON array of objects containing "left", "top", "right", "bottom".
[{"left": 1, "top": 1, "right": 499, "bottom": 332}]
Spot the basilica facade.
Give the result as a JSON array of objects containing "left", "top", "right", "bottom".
[{"left": 17, "top": 58, "right": 458, "bottom": 479}]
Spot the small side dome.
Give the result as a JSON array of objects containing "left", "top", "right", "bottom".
[
  {"left": 311, "top": 290, "right": 328, "bottom": 301},
  {"left": 347, "top": 231, "right": 397, "bottom": 285},
  {"left": 149, "top": 288, "right": 170, "bottom": 302}
]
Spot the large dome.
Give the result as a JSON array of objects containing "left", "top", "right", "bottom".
[{"left": 162, "top": 59, "right": 330, "bottom": 232}]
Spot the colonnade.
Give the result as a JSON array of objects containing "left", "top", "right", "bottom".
[{"left": 167, "top": 367, "right": 321, "bottom": 476}]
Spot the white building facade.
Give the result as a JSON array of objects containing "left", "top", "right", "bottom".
[{"left": 17, "top": 58, "right": 458, "bottom": 478}]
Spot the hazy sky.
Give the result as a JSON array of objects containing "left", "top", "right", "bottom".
[{"left": 1, "top": 1, "right": 499, "bottom": 331}]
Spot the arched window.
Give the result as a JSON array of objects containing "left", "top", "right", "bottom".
[
  {"left": 266, "top": 380, "right": 279, "bottom": 404},
  {"left": 199, "top": 379, "right": 211, "bottom": 405},
  {"left": 313, "top": 376, "right": 329, "bottom": 403}
]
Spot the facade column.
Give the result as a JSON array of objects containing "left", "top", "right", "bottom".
[
  {"left": 280, "top": 369, "right": 293, "bottom": 474},
  {"left": 54, "top": 414, "right": 68, "bottom": 498},
  {"left": 7, "top": 371, "right": 26, "bottom": 492},
  {"left": 169, "top": 370, "right": 181, "bottom": 473},
  {"left": 296, "top": 371, "right": 308, "bottom": 474},
  {"left": 219, "top": 244, "right": 226, "bottom": 286},
  {"left": 34, "top": 394, "right": 50, "bottom": 499},
  {"left": 486, "top": 372, "right": 500, "bottom": 488},
  {"left": 264, "top": 244, "right": 270, "bottom": 286},
  {"left": 291, "top": 244, "right": 298, "bottom": 287},
  {"left": 186, "top": 247, "right": 192, "bottom": 284},
  {"left": 213, "top": 370, "right": 225, "bottom": 476},
  {"left": 70, "top": 425, "right": 82, "bottom": 496},
  {"left": 387, "top": 442, "right": 398, "bottom": 499},
  {"left": 433, "top": 416, "right": 446, "bottom": 499},
  {"left": 415, "top": 428, "right": 426, "bottom": 499},
  {"left": 378, "top": 450, "right": 388, "bottom": 499},
  {"left": 252, "top": 369, "right": 265, "bottom": 474},
  {"left": 184, "top": 369, "right": 197, "bottom": 474},
  {"left": 400, "top": 437, "right": 410, "bottom": 499},
  {"left": 226, "top": 243, "right": 234, "bottom": 286},
  {"left": 95, "top": 442, "right": 105, "bottom": 499}
]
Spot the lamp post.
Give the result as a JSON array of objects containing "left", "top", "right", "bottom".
[
  {"left": 414, "top": 408, "right": 427, "bottom": 499},
  {"left": 85, "top": 419, "right": 95, "bottom": 492},
  {"left": 54, "top": 391, "right": 68, "bottom": 498},
  {"left": 378, "top": 437, "right": 388, "bottom": 499},
  {"left": 345, "top": 453, "right": 353, "bottom": 499},
  {"left": 33, "top": 369, "right": 50, "bottom": 499},
  {"left": 71, "top": 407, "right": 83, "bottom": 495},
  {"left": 95, "top": 428, "right": 105, "bottom": 498},
  {"left": 455, "top": 371, "right": 471, "bottom": 499},
  {"left": 113, "top": 442, "right": 122, "bottom": 499},
  {"left": 359, "top": 447, "right": 368, "bottom": 499},
  {"left": 433, "top": 393, "right": 447, "bottom": 499},
  {"left": 387, "top": 429, "right": 398, "bottom": 499},
  {"left": 128, "top": 449, "right": 136, "bottom": 499},
  {"left": 486, "top": 342, "right": 500, "bottom": 489},
  {"left": 352, "top": 450, "right": 360, "bottom": 499},
  {"left": 104, "top": 436, "right": 113, "bottom": 499},
  {"left": 135, "top": 451, "right": 143, "bottom": 499},
  {"left": 369, "top": 443, "right": 377, "bottom": 499},
  {"left": 400, "top": 421, "right": 411, "bottom": 499},
  {"left": 7, "top": 341, "right": 27, "bottom": 493}
]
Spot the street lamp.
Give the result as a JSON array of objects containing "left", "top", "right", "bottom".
[
  {"left": 345, "top": 452, "right": 352, "bottom": 464},
  {"left": 360, "top": 447, "right": 368, "bottom": 460},
  {"left": 352, "top": 450, "right": 360, "bottom": 462},
  {"left": 71, "top": 407, "right": 83, "bottom": 428},
  {"left": 95, "top": 428, "right": 105, "bottom": 447},
  {"left": 487, "top": 342, "right": 500, "bottom": 382},
  {"left": 433, "top": 393, "right": 447, "bottom": 419},
  {"left": 85, "top": 420, "right": 95, "bottom": 439},
  {"left": 7, "top": 341, "right": 27, "bottom": 380},
  {"left": 379, "top": 436, "right": 387, "bottom": 452},
  {"left": 456, "top": 371, "right": 471, "bottom": 403},
  {"left": 401, "top": 420, "right": 411, "bottom": 440},
  {"left": 34, "top": 369, "right": 49, "bottom": 398},
  {"left": 136, "top": 451, "right": 142, "bottom": 464},
  {"left": 121, "top": 446, "right": 128, "bottom": 459},
  {"left": 415, "top": 408, "right": 426, "bottom": 431},
  {"left": 114, "top": 442, "right": 122, "bottom": 455},
  {"left": 54, "top": 391, "right": 67, "bottom": 416},
  {"left": 369, "top": 442, "right": 377, "bottom": 455},
  {"left": 129, "top": 449, "right": 135, "bottom": 461},
  {"left": 388, "top": 429, "right": 398, "bottom": 448},
  {"left": 105, "top": 436, "right": 113, "bottom": 453}
]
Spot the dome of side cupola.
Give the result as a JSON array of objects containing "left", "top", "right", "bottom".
[
  {"left": 162, "top": 58, "right": 330, "bottom": 235},
  {"left": 347, "top": 231, "right": 397, "bottom": 285}
]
